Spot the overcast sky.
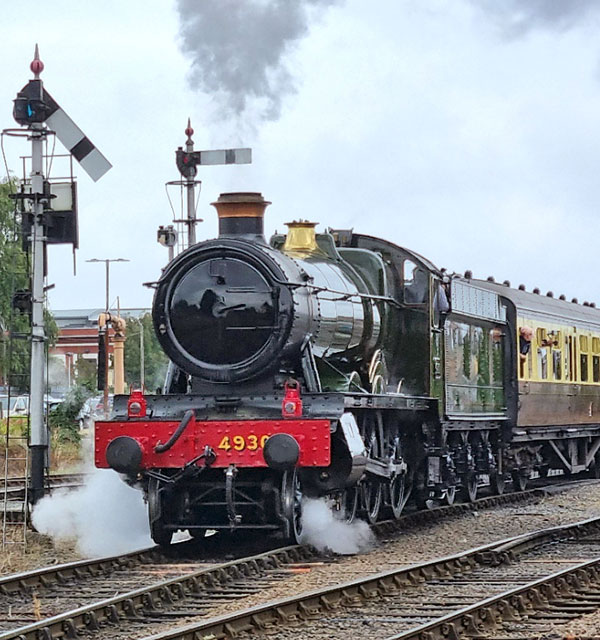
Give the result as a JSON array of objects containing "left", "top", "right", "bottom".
[{"left": 1, "top": 0, "right": 600, "bottom": 312}]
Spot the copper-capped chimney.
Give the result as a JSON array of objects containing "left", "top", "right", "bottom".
[{"left": 211, "top": 192, "right": 271, "bottom": 241}]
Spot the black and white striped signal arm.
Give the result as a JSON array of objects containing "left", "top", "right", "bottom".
[
  {"left": 42, "top": 89, "right": 112, "bottom": 182},
  {"left": 13, "top": 77, "right": 111, "bottom": 182}
]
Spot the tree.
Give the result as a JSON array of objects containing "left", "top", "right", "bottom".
[
  {"left": 0, "top": 179, "right": 58, "bottom": 390},
  {"left": 75, "top": 356, "right": 97, "bottom": 391},
  {"left": 124, "top": 314, "right": 169, "bottom": 392},
  {"left": 0, "top": 180, "right": 31, "bottom": 390}
]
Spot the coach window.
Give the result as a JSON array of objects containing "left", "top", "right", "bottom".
[
  {"left": 518, "top": 325, "right": 533, "bottom": 379},
  {"left": 551, "top": 331, "right": 562, "bottom": 380},
  {"left": 580, "top": 335, "right": 589, "bottom": 383},
  {"left": 536, "top": 328, "right": 549, "bottom": 380},
  {"left": 553, "top": 350, "right": 562, "bottom": 380},
  {"left": 593, "top": 338, "right": 600, "bottom": 383},
  {"left": 565, "top": 334, "right": 572, "bottom": 381}
]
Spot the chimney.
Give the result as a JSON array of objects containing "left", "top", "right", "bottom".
[{"left": 211, "top": 192, "right": 270, "bottom": 241}]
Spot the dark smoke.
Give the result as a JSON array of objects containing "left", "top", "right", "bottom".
[
  {"left": 472, "top": 0, "right": 600, "bottom": 37},
  {"left": 177, "top": 0, "right": 342, "bottom": 122}
]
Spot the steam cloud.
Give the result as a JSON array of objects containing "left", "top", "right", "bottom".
[
  {"left": 177, "top": 0, "right": 342, "bottom": 121},
  {"left": 301, "top": 498, "right": 375, "bottom": 555},
  {"left": 32, "top": 469, "right": 152, "bottom": 557},
  {"left": 472, "top": 0, "right": 600, "bottom": 36}
]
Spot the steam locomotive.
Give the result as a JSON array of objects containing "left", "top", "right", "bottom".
[{"left": 95, "top": 192, "right": 600, "bottom": 545}]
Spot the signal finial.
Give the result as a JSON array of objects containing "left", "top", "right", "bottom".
[
  {"left": 30, "top": 44, "right": 44, "bottom": 78},
  {"left": 185, "top": 118, "right": 194, "bottom": 141}
]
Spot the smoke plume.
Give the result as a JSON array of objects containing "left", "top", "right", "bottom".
[
  {"left": 472, "top": 0, "right": 600, "bottom": 37},
  {"left": 301, "top": 498, "right": 375, "bottom": 555},
  {"left": 177, "top": 0, "right": 342, "bottom": 122},
  {"left": 32, "top": 469, "right": 152, "bottom": 557}
]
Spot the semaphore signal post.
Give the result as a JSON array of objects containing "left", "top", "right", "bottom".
[{"left": 6, "top": 46, "right": 111, "bottom": 504}]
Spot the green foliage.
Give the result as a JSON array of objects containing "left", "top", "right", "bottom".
[
  {"left": 0, "top": 180, "right": 58, "bottom": 390},
  {"left": 124, "top": 314, "right": 168, "bottom": 392},
  {"left": 48, "top": 385, "right": 89, "bottom": 445},
  {"left": 44, "top": 309, "right": 58, "bottom": 348},
  {"left": 75, "top": 357, "right": 97, "bottom": 391},
  {"left": 0, "top": 179, "right": 30, "bottom": 390}
]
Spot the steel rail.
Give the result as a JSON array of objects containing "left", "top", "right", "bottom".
[
  {"left": 3, "top": 482, "right": 82, "bottom": 502},
  {"left": 0, "top": 544, "right": 313, "bottom": 640},
  {"left": 116, "top": 516, "right": 600, "bottom": 640},
  {"left": 1, "top": 473, "right": 87, "bottom": 523},
  {"left": 385, "top": 557, "right": 600, "bottom": 640},
  {"left": 373, "top": 486, "right": 548, "bottom": 537},
  {"left": 3, "top": 473, "right": 85, "bottom": 490},
  {"left": 0, "top": 482, "right": 548, "bottom": 599},
  {"left": 0, "top": 477, "right": 557, "bottom": 595},
  {"left": 0, "top": 545, "right": 160, "bottom": 596}
]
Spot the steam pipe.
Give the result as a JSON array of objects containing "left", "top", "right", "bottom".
[{"left": 154, "top": 409, "right": 195, "bottom": 453}]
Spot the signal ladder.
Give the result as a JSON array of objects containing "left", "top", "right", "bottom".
[{"left": 1, "top": 186, "right": 33, "bottom": 550}]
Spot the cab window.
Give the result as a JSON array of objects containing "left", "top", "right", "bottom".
[{"left": 403, "top": 260, "right": 428, "bottom": 304}]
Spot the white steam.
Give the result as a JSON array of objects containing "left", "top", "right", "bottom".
[
  {"left": 301, "top": 498, "right": 375, "bottom": 555},
  {"left": 177, "top": 0, "right": 343, "bottom": 122},
  {"left": 32, "top": 469, "right": 152, "bottom": 557},
  {"left": 471, "top": 0, "right": 600, "bottom": 37}
]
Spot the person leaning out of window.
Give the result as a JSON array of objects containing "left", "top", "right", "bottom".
[{"left": 519, "top": 326, "right": 534, "bottom": 361}]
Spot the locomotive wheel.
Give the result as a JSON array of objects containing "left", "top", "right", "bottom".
[
  {"left": 281, "top": 469, "right": 304, "bottom": 544},
  {"left": 338, "top": 487, "right": 359, "bottom": 524},
  {"left": 390, "top": 472, "right": 412, "bottom": 518},
  {"left": 347, "top": 371, "right": 364, "bottom": 393},
  {"left": 512, "top": 470, "right": 528, "bottom": 492},
  {"left": 491, "top": 471, "right": 505, "bottom": 495},
  {"left": 462, "top": 473, "right": 478, "bottom": 502},
  {"left": 361, "top": 414, "right": 383, "bottom": 524},
  {"left": 444, "top": 485, "right": 456, "bottom": 505},
  {"left": 363, "top": 480, "right": 383, "bottom": 523},
  {"left": 371, "top": 374, "right": 386, "bottom": 394},
  {"left": 388, "top": 436, "right": 412, "bottom": 519},
  {"left": 148, "top": 478, "right": 173, "bottom": 547}
]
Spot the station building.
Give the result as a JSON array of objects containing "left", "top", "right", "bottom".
[{"left": 50, "top": 308, "right": 149, "bottom": 392}]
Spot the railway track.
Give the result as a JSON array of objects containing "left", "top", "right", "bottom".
[
  {"left": 2, "top": 473, "right": 86, "bottom": 525},
  {"left": 0, "top": 481, "right": 592, "bottom": 640},
  {"left": 136, "top": 516, "right": 600, "bottom": 640},
  {"left": 2, "top": 473, "right": 85, "bottom": 502},
  {"left": 0, "top": 541, "right": 318, "bottom": 639}
]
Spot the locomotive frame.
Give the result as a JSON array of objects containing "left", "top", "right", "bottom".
[{"left": 95, "top": 192, "right": 600, "bottom": 544}]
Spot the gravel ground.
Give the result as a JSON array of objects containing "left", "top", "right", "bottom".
[
  {"left": 0, "top": 531, "right": 82, "bottom": 576},
  {"left": 111, "top": 481, "right": 600, "bottom": 639},
  {"left": 550, "top": 601, "right": 600, "bottom": 637}
]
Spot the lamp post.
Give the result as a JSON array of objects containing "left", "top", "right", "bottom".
[
  {"left": 139, "top": 320, "right": 145, "bottom": 389},
  {"left": 65, "top": 352, "right": 73, "bottom": 389},
  {"left": 86, "top": 258, "right": 129, "bottom": 414},
  {"left": 86, "top": 258, "right": 129, "bottom": 314}
]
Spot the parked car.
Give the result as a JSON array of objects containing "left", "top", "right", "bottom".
[
  {"left": 77, "top": 395, "right": 113, "bottom": 430},
  {"left": 0, "top": 394, "right": 65, "bottom": 419},
  {"left": 0, "top": 395, "right": 29, "bottom": 418}
]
